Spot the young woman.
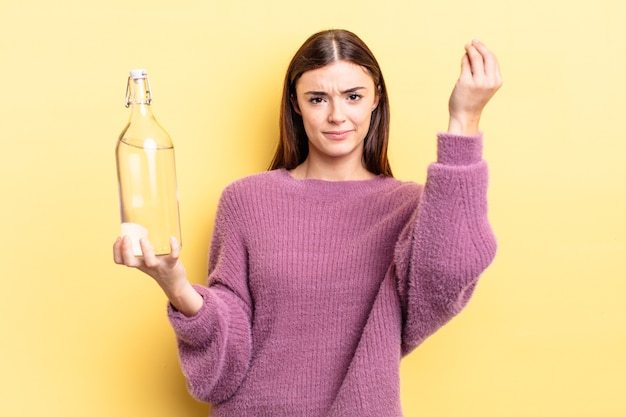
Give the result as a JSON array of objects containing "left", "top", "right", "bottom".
[{"left": 114, "top": 29, "right": 502, "bottom": 416}]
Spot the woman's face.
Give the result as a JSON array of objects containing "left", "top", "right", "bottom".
[{"left": 293, "top": 60, "right": 379, "bottom": 167}]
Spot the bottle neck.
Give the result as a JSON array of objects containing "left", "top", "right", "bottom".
[
  {"left": 120, "top": 72, "right": 173, "bottom": 148},
  {"left": 125, "top": 76, "right": 152, "bottom": 107}
]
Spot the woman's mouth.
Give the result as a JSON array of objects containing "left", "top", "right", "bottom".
[{"left": 323, "top": 130, "right": 352, "bottom": 140}]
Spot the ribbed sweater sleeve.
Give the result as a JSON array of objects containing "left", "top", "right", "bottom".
[
  {"left": 167, "top": 186, "right": 253, "bottom": 404},
  {"left": 396, "top": 132, "right": 497, "bottom": 355}
]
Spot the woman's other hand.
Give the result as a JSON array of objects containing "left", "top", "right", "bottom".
[{"left": 447, "top": 39, "right": 503, "bottom": 136}]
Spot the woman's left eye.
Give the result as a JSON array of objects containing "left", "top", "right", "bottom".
[{"left": 348, "top": 94, "right": 362, "bottom": 101}]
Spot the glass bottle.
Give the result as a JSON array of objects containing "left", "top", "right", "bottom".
[{"left": 116, "top": 69, "right": 182, "bottom": 256}]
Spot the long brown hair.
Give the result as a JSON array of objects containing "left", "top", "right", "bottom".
[{"left": 268, "top": 29, "right": 393, "bottom": 176}]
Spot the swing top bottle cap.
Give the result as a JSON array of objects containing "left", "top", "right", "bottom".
[{"left": 129, "top": 69, "right": 147, "bottom": 78}]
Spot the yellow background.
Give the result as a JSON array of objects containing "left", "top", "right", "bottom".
[{"left": 1, "top": 0, "right": 624, "bottom": 416}]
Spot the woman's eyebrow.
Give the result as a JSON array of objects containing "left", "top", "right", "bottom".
[
  {"left": 303, "top": 86, "right": 367, "bottom": 96},
  {"left": 342, "top": 86, "right": 367, "bottom": 94}
]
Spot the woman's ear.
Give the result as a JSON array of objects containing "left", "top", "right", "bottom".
[{"left": 291, "top": 94, "right": 302, "bottom": 115}]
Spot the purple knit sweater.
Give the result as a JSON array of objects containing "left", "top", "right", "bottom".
[{"left": 168, "top": 133, "right": 496, "bottom": 416}]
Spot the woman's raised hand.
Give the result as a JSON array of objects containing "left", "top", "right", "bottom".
[{"left": 447, "top": 39, "right": 503, "bottom": 136}]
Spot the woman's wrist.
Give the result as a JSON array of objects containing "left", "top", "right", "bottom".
[
  {"left": 163, "top": 280, "right": 204, "bottom": 317},
  {"left": 447, "top": 114, "right": 480, "bottom": 136}
]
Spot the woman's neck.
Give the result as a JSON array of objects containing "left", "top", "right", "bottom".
[{"left": 289, "top": 158, "right": 375, "bottom": 181}]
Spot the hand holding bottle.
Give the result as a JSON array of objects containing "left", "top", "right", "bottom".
[{"left": 113, "top": 236, "right": 203, "bottom": 317}]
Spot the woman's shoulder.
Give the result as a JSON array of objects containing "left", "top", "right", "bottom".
[
  {"left": 381, "top": 177, "right": 423, "bottom": 207},
  {"left": 216, "top": 170, "right": 286, "bottom": 205},
  {"left": 223, "top": 169, "right": 286, "bottom": 193}
]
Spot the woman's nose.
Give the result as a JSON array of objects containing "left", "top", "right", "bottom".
[{"left": 327, "top": 102, "right": 346, "bottom": 123}]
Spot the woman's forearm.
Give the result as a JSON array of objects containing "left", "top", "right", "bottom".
[{"left": 162, "top": 280, "right": 204, "bottom": 317}]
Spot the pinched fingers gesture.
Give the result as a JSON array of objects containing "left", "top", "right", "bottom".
[{"left": 448, "top": 39, "right": 503, "bottom": 135}]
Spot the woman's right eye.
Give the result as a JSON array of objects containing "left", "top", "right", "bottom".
[{"left": 309, "top": 97, "right": 325, "bottom": 104}]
